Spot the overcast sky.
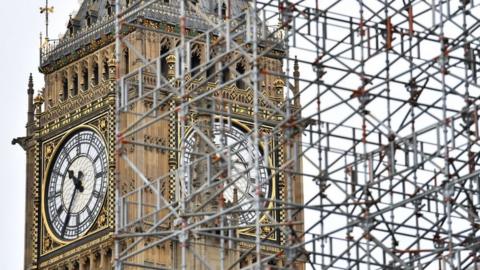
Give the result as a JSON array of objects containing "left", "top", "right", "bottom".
[{"left": 0, "top": 1, "right": 78, "bottom": 268}]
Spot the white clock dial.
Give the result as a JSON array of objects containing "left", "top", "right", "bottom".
[
  {"left": 45, "top": 129, "right": 108, "bottom": 241},
  {"left": 183, "top": 122, "right": 270, "bottom": 224}
]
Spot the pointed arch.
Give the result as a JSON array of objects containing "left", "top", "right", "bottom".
[
  {"left": 62, "top": 73, "right": 68, "bottom": 101},
  {"left": 235, "top": 62, "right": 246, "bottom": 89},
  {"left": 82, "top": 63, "right": 89, "bottom": 91},
  {"left": 123, "top": 48, "right": 130, "bottom": 74},
  {"left": 160, "top": 44, "right": 170, "bottom": 78},
  {"left": 190, "top": 44, "right": 202, "bottom": 77},
  {"left": 103, "top": 57, "right": 110, "bottom": 80}
]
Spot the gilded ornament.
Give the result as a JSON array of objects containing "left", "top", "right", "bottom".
[
  {"left": 44, "top": 237, "right": 52, "bottom": 250},
  {"left": 98, "top": 212, "right": 107, "bottom": 226},
  {"left": 99, "top": 119, "right": 107, "bottom": 131},
  {"left": 45, "top": 144, "right": 54, "bottom": 158},
  {"left": 166, "top": 54, "right": 176, "bottom": 64},
  {"left": 166, "top": 25, "right": 174, "bottom": 32}
]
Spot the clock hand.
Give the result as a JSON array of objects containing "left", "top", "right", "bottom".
[
  {"left": 68, "top": 170, "right": 75, "bottom": 181},
  {"left": 67, "top": 170, "right": 84, "bottom": 192},
  {"left": 61, "top": 185, "right": 78, "bottom": 238},
  {"left": 76, "top": 171, "right": 84, "bottom": 192},
  {"left": 61, "top": 170, "right": 85, "bottom": 237}
]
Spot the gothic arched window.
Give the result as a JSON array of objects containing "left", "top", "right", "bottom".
[
  {"left": 221, "top": 65, "right": 230, "bottom": 84},
  {"left": 191, "top": 52, "right": 201, "bottom": 77},
  {"left": 221, "top": 3, "right": 227, "bottom": 18},
  {"left": 68, "top": 24, "right": 74, "bottom": 37},
  {"left": 72, "top": 73, "right": 79, "bottom": 96},
  {"left": 82, "top": 67, "right": 89, "bottom": 91},
  {"left": 62, "top": 77, "right": 68, "bottom": 101},
  {"left": 206, "top": 63, "right": 215, "bottom": 82},
  {"left": 86, "top": 13, "right": 92, "bottom": 27},
  {"left": 103, "top": 59, "right": 109, "bottom": 80},
  {"left": 235, "top": 63, "right": 246, "bottom": 89},
  {"left": 93, "top": 62, "right": 99, "bottom": 85},
  {"left": 160, "top": 46, "right": 169, "bottom": 79},
  {"left": 106, "top": 2, "right": 113, "bottom": 16},
  {"left": 123, "top": 49, "right": 129, "bottom": 74}
]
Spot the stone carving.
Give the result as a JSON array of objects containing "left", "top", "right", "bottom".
[{"left": 40, "top": 81, "right": 113, "bottom": 125}]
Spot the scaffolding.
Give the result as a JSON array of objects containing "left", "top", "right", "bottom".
[{"left": 113, "top": 0, "right": 480, "bottom": 269}]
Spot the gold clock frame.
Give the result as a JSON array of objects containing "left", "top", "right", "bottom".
[{"left": 41, "top": 124, "right": 109, "bottom": 245}]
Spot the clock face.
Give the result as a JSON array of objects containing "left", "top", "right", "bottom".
[
  {"left": 183, "top": 122, "right": 270, "bottom": 224},
  {"left": 44, "top": 129, "right": 108, "bottom": 241}
]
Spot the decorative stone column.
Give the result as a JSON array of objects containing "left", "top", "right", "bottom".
[
  {"left": 78, "top": 257, "right": 87, "bottom": 270},
  {"left": 292, "top": 56, "right": 301, "bottom": 109},
  {"left": 99, "top": 248, "right": 108, "bottom": 269},
  {"left": 33, "top": 93, "right": 44, "bottom": 121},
  {"left": 273, "top": 79, "right": 285, "bottom": 98},
  {"left": 66, "top": 261, "right": 75, "bottom": 270},
  {"left": 110, "top": 248, "right": 115, "bottom": 268},
  {"left": 66, "top": 67, "right": 73, "bottom": 96},
  {"left": 166, "top": 54, "right": 176, "bottom": 79},
  {"left": 108, "top": 57, "right": 116, "bottom": 80},
  {"left": 88, "top": 252, "right": 97, "bottom": 270}
]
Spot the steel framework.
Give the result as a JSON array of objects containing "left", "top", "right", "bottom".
[{"left": 113, "top": 0, "right": 480, "bottom": 269}]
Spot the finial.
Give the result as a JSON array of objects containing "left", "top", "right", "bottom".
[
  {"left": 166, "top": 54, "right": 176, "bottom": 64},
  {"left": 40, "top": 0, "right": 54, "bottom": 42},
  {"left": 34, "top": 93, "right": 44, "bottom": 105},
  {"left": 34, "top": 91, "right": 45, "bottom": 116},
  {"left": 274, "top": 79, "right": 285, "bottom": 88},
  {"left": 28, "top": 73, "right": 34, "bottom": 91},
  {"left": 107, "top": 56, "right": 116, "bottom": 73},
  {"left": 166, "top": 54, "right": 177, "bottom": 78},
  {"left": 27, "top": 73, "right": 35, "bottom": 127}
]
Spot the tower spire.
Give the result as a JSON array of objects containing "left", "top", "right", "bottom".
[
  {"left": 27, "top": 73, "right": 34, "bottom": 132},
  {"left": 293, "top": 56, "right": 300, "bottom": 108}
]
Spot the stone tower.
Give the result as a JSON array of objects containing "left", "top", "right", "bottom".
[{"left": 16, "top": 0, "right": 305, "bottom": 269}]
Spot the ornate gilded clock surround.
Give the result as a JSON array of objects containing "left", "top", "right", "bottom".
[
  {"left": 172, "top": 88, "right": 284, "bottom": 243},
  {"left": 33, "top": 83, "right": 117, "bottom": 267},
  {"left": 41, "top": 124, "right": 109, "bottom": 245},
  {"left": 39, "top": 114, "right": 115, "bottom": 257}
]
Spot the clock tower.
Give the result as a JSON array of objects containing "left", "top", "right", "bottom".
[{"left": 16, "top": 0, "right": 305, "bottom": 269}]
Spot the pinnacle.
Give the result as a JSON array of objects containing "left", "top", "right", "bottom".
[{"left": 28, "top": 73, "right": 34, "bottom": 94}]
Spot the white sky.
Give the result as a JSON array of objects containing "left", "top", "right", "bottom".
[{"left": 0, "top": 1, "right": 79, "bottom": 268}]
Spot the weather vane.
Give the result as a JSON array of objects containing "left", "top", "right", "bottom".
[{"left": 40, "top": 0, "right": 54, "bottom": 42}]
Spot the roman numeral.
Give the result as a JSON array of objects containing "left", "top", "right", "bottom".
[
  {"left": 70, "top": 214, "right": 77, "bottom": 226},
  {"left": 95, "top": 171, "right": 105, "bottom": 178},
  {"left": 65, "top": 152, "right": 72, "bottom": 163},
  {"left": 93, "top": 152, "right": 101, "bottom": 162},
  {"left": 92, "top": 190, "right": 100, "bottom": 198},
  {"left": 57, "top": 206, "right": 63, "bottom": 216},
  {"left": 75, "top": 135, "right": 81, "bottom": 154},
  {"left": 87, "top": 135, "right": 94, "bottom": 154}
]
